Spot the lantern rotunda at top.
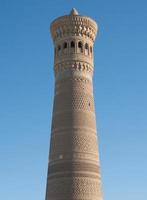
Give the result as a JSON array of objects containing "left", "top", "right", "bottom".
[{"left": 50, "top": 8, "right": 98, "bottom": 42}]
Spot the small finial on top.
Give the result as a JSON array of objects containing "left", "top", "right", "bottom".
[{"left": 70, "top": 8, "right": 79, "bottom": 15}]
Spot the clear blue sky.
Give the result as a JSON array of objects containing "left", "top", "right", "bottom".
[{"left": 0, "top": 0, "right": 147, "bottom": 199}]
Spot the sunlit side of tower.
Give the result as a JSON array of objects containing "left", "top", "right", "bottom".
[{"left": 45, "top": 8, "right": 103, "bottom": 200}]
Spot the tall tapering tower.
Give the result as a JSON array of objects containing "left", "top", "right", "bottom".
[{"left": 45, "top": 8, "right": 103, "bottom": 200}]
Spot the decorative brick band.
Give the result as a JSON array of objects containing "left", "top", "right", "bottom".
[
  {"left": 54, "top": 61, "right": 93, "bottom": 75},
  {"left": 55, "top": 68, "right": 93, "bottom": 82},
  {"left": 48, "top": 172, "right": 100, "bottom": 180},
  {"left": 50, "top": 131, "right": 98, "bottom": 155},
  {"left": 55, "top": 78, "right": 93, "bottom": 96},
  {"left": 46, "top": 177, "right": 102, "bottom": 200},
  {"left": 51, "top": 15, "right": 97, "bottom": 42},
  {"left": 48, "top": 161, "right": 100, "bottom": 174},
  {"left": 53, "top": 91, "right": 95, "bottom": 113}
]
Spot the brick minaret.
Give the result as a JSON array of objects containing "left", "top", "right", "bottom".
[{"left": 45, "top": 8, "right": 103, "bottom": 200}]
